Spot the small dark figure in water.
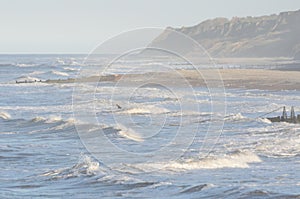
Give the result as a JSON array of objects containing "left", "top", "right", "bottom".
[{"left": 116, "top": 104, "right": 122, "bottom": 109}]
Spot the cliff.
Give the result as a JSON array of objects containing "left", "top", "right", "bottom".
[{"left": 149, "top": 10, "right": 300, "bottom": 60}]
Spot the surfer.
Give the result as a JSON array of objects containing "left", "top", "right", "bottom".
[{"left": 116, "top": 104, "right": 122, "bottom": 109}]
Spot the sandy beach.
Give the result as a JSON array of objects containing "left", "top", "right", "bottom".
[
  {"left": 47, "top": 69, "right": 300, "bottom": 91},
  {"left": 182, "top": 69, "right": 300, "bottom": 90}
]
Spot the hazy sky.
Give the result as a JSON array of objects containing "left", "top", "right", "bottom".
[{"left": 1, "top": 0, "right": 300, "bottom": 54}]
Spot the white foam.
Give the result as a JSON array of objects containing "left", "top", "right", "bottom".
[
  {"left": 28, "top": 71, "right": 44, "bottom": 75},
  {"left": 31, "top": 115, "right": 66, "bottom": 124},
  {"left": 46, "top": 115, "right": 63, "bottom": 123},
  {"left": 0, "top": 132, "right": 16, "bottom": 135},
  {"left": 256, "top": 137, "right": 300, "bottom": 157},
  {"left": 31, "top": 116, "right": 46, "bottom": 122},
  {"left": 51, "top": 70, "right": 69, "bottom": 77},
  {"left": 63, "top": 67, "right": 79, "bottom": 71},
  {"left": 55, "top": 58, "right": 66, "bottom": 65},
  {"left": 1, "top": 105, "right": 72, "bottom": 113},
  {"left": 51, "top": 118, "right": 76, "bottom": 130},
  {"left": 120, "top": 105, "right": 170, "bottom": 115},
  {"left": 116, "top": 124, "right": 144, "bottom": 142},
  {"left": 170, "top": 111, "right": 212, "bottom": 117},
  {"left": 81, "top": 156, "right": 101, "bottom": 175},
  {"left": 225, "top": 113, "right": 246, "bottom": 121},
  {"left": 0, "top": 111, "right": 11, "bottom": 120},
  {"left": 41, "top": 155, "right": 102, "bottom": 179},
  {"left": 15, "top": 63, "right": 38, "bottom": 67},
  {"left": 256, "top": 118, "right": 272, "bottom": 124},
  {"left": 132, "top": 151, "right": 261, "bottom": 172}
]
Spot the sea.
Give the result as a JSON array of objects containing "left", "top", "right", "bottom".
[{"left": 0, "top": 54, "right": 299, "bottom": 198}]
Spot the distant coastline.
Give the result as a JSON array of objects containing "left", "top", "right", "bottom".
[{"left": 149, "top": 9, "right": 300, "bottom": 61}]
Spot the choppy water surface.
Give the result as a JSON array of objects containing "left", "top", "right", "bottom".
[{"left": 0, "top": 55, "right": 300, "bottom": 198}]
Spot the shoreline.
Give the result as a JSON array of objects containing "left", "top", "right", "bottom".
[{"left": 16, "top": 69, "right": 300, "bottom": 91}]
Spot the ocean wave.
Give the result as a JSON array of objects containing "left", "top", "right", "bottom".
[
  {"left": 1, "top": 105, "right": 72, "bottom": 114},
  {"left": 0, "top": 111, "right": 11, "bottom": 120},
  {"left": 256, "top": 137, "right": 300, "bottom": 158},
  {"left": 15, "top": 63, "right": 39, "bottom": 67},
  {"left": 237, "top": 189, "right": 300, "bottom": 198},
  {"left": 225, "top": 113, "right": 247, "bottom": 121},
  {"left": 240, "top": 189, "right": 272, "bottom": 198},
  {"left": 50, "top": 70, "right": 69, "bottom": 77},
  {"left": 256, "top": 118, "right": 272, "bottom": 124},
  {"left": 28, "top": 71, "right": 45, "bottom": 76},
  {"left": 30, "top": 115, "right": 77, "bottom": 124},
  {"left": 31, "top": 116, "right": 46, "bottom": 123},
  {"left": 123, "top": 150, "right": 262, "bottom": 173},
  {"left": 28, "top": 114, "right": 97, "bottom": 130},
  {"left": 169, "top": 111, "right": 212, "bottom": 117},
  {"left": 180, "top": 184, "right": 212, "bottom": 194},
  {"left": 51, "top": 118, "right": 76, "bottom": 130},
  {"left": 167, "top": 150, "right": 261, "bottom": 170},
  {"left": 55, "top": 58, "right": 67, "bottom": 66},
  {"left": 41, "top": 155, "right": 104, "bottom": 180},
  {"left": 40, "top": 155, "right": 154, "bottom": 186},
  {"left": 54, "top": 58, "right": 83, "bottom": 66},
  {"left": 119, "top": 106, "right": 170, "bottom": 115},
  {"left": 0, "top": 82, "right": 49, "bottom": 87},
  {"left": 31, "top": 115, "right": 64, "bottom": 123},
  {"left": 0, "top": 132, "right": 17, "bottom": 135},
  {"left": 116, "top": 124, "right": 144, "bottom": 142},
  {"left": 63, "top": 67, "right": 80, "bottom": 71},
  {"left": 20, "top": 70, "right": 70, "bottom": 80}
]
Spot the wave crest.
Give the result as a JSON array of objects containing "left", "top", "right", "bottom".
[
  {"left": 225, "top": 113, "right": 247, "bottom": 121},
  {"left": 126, "top": 150, "right": 262, "bottom": 172},
  {"left": 119, "top": 106, "right": 170, "bottom": 115},
  {"left": 0, "top": 111, "right": 11, "bottom": 120},
  {"left": 41, "top": 155, "right": 103, "bottom": 180},
  {"left": 50, "top": 70, "right": 69, "bottom": 77},
  {"left": 116, "top": 124, "right": 144, "bottom": 142}
]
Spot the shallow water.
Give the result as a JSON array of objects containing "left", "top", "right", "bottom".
[{"left": 0, "top": 55, "right": 300, "bottom": 198}]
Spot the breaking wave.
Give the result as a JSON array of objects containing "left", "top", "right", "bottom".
[
  {"left": 15, "top": 63, "right": 40, "bottom": 67},
  {"left": 119, "top": 106, "right": 170, "bottom": 115},
  {"left": 116, "top": 124, "right": 144, "bottom": 142},
  {"left": 41, "top": 155, "right": 104, "bottom": 180},
  {"left": 50, "top": 70, "right": 69, "bottom": 77},
  {"left": 225, "top": 113, "right": 247, "bottom": 121},
  {"left": 40, "top": 155, "right": 157, "bottom": 187},
  {"left": 256, "top": 137, "right": 300, "bottom": 158},
  {"left": 122, "top": 150, "right": 262, "bottom": 173},
  {"left": 29, "top": 116, "right": 76, "bottom": 130},
  {"left": 0, "top": 111, "right": 11, "bottom": 120},
  {"left": 31, "top": 115, "right": 64, "bottom": 123},
  {"left": 256, "top": 118, "right": 272, "bottom": 124},
  {"left": 63, "top": 67, "right": 80, "bottom": 71}
]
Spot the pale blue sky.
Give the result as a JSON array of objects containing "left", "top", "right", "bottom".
[{"left": 1, "top": 0, "right": 299, "bottom": 54}]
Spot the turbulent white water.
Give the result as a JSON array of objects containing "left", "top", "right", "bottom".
[
  {"left": 0, "top": 55, "right": 299, "bottom": 198},
  {"left": 0, "top": 111, "right": 11, "bottom": 120}
]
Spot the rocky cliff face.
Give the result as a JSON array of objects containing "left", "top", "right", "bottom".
[{"left": 149, "top": 10, "right": 300, "bottom": 59}]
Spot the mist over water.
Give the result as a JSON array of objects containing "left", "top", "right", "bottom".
[{"left": 0, "top": 55, "right": 300, "bottom": 198}]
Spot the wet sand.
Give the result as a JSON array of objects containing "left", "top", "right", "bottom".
[
  {"left": 113, "top": 69, "right": 300, "bottom": 91},
  {"left": 182, "top": 69, "right": 300, "bottom": 90},
  {"left": 43, "top": 69, "right": 300, "bottom": 91}
]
